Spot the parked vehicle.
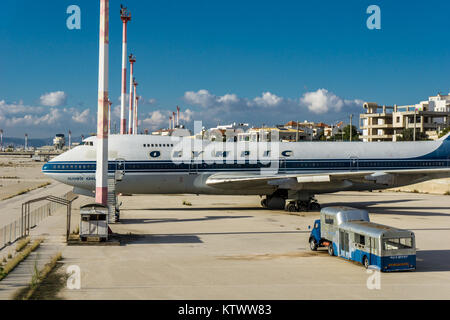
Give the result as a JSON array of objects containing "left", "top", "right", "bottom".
[{"left": 309, "top": 206, "right": 416, "bottom": 272}]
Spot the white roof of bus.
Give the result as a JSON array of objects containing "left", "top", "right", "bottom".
[
  {"left": 339, "top": 220, "right": 414, "bottom": 238},
  {"left": 320, "top": 206, "right": 370, "bottom": 224}
]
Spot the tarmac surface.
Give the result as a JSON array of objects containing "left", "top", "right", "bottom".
[
  {"left": 52, "top": 191, "right": 450, "bottom": 300},
  {"left": 1, "top": 184, "right": 450, "bottom": 299}
]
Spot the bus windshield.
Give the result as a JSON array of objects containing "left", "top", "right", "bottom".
[{"left": 383, "top": 237, "right": 413, "bottom": 250}]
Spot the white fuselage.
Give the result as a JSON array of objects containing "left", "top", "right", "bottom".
[{"left": 42, "top": 134, "right": 450, "bottom": 196}]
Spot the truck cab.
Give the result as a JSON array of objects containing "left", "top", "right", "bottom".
[{"left": 309, "top": 219, "right": 322, "bottom": 251}]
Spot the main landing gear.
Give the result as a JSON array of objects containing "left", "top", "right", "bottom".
[
  {"left": 285, "top": 197, "right": 321, "bottom": 212},
  {"left": 261, "top": 192, "right": 321, "bottom": 212}
]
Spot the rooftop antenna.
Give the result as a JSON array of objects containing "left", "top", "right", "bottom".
[
  {"left": 128, "top": 54, "right": 136, "bottom": 134},
  {"left": 120, "top": 4, "right": 131, "bottom": 134},
  {"left": 95, "top": 0, "right": 110, "bottom": 206}
]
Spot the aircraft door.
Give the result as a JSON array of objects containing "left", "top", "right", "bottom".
[
  {"left": 279, "top": 159, "right": 286, "bottom": 173},
  {"left": 189, "top": 161, "right": 198, "bottom": 175},
  {"left": 115, "top": 158, "right": 126, "bottom": 181},
  {"left": 350, "top": 156, "right": 359, "bottom": 171}
]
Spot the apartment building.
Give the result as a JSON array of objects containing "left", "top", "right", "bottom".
[{"left": 359, "top": 93, "right": 450, "bottom": 142}]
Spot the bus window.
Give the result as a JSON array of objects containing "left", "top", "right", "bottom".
[
  {"left": 355, "top": 233, "right": 365, "bottom": 246},
  {"left": 383, "top": 237, "right": 413, "bottom": 250},
  {"left": 324, "top": 215, "right": 334, "bottom": 224}
]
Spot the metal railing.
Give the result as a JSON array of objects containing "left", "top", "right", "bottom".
[{"left": 0, "top": 192, "right": 74, "bottom": 250}]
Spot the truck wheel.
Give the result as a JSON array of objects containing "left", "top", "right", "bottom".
[
  {"left": 310, "top": 202, "right": 321, "bottom": 211},
  {"left": 328, "top": 243, "right": 334, "bottom": 256},
  {"left": 286, "top": 202, "right": 297, "bottom": 212},
  {"left": 309, "top": 239, "right": 318, "bottom": 251},
  {"left": 363, "top": 256, "right": 369, "bottom": 269}
]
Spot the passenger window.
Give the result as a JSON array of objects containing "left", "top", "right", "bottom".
[
  {"left": 355, "top": 234, "right": 365, "bottom": 246},
  {"left": 324, "top": 215, "right": 334, "bottom": 224}
]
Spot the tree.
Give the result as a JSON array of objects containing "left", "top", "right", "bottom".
[
  {"left": 438, "top": 127, "right": 450, "bottom": 138},
  {"left": 342, "top": 125, "right": 359, "bottom": 141},
  {"left": 397, "top": 128, "right": 429, "bottom": 141}
]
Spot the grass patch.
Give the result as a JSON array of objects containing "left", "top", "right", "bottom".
[
  {"left": 1, "top": 182, "right": 51, "bottom": 200},
  {"left": 444, "top": 191, "right": 450, "bottom": 196},
  {"left": 0, "top": 238, "right": 43, "bottom": 281},
  {"left": 13, "top": 252, "right": 64, "bottom": 300},
  {"left": 15, "top": 237, "right": 31, "bottom": 252},
  {"left": 182, "top": 200, "right": 192, "bottom": 206}
]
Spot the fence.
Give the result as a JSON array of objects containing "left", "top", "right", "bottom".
[{"left": 0, "top": 192, "right": 72, "bottom": 250}]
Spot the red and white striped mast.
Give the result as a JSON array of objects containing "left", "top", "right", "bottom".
[
  {"left": 172, "top": 111, "right": 176, "bottom": 129},
  {"left": 132, "top": 78, "right": 138, "bottom": 134},
  {"left": 128, "top": 54, "right": 136, "bottom": 134},
  {"left": 96, "top": 0, "right": 109, "bottom": 205},
  {"left": 108, "top": 100, "right": 112, "bottom": 134},
  {"left": 176, "top": 106, "right": 180, "bottom": 127},
  {"left": 119, "top": 5, "right": 131, "bottom": 134},
  {"left": 134, "top": 95, "right": 140, "bottom": 134}
]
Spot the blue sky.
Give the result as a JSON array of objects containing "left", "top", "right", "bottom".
[{"left": 0, "top": 0, "right": 449, "bottom": 137}]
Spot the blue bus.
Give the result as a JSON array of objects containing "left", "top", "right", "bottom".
[{"left": 309, "top": 207, "right": 416, "bottom": 272}]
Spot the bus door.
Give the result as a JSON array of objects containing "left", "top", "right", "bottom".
[{"left": 339, "top": 230, "right": 350, "bottom": 259}]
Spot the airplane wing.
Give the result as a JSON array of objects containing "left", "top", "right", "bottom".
[{"left": 205, "top": 168, "right": 450, "bottom": 190}]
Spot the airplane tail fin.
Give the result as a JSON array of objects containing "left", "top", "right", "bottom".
[{"left": 438, "top": 131, "right": 450, "bottom": 141}]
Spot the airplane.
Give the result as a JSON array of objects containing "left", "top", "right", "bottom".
[{"left": 42, "top": 132, "right": 450, "bottom": 212}]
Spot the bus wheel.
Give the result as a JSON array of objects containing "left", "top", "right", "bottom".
[
  {"left": 309, "top": 239, "right": 318, "bottom": 251},
  {"left": 328, "top": 243, "right": 334, "bottom": 256},
  {"left": 363, "top": 256, "right": 369, "bottom": 269}
]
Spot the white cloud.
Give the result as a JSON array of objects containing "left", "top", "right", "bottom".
[
  {"left": 72, "top": 109, "right": 90, "bottom": 123},
  {"left": 39, "top": 91, "right": 67, "bottom": 107},
  {"left": 0, "top": 99, "right": 95, "bottom": 137},
  {"left": 184, "top": 89, "right": 216, "bottom": 108},
  {"left": 252, "top": 92, "right": 283, "bottom": 108},
  {"left": 182, "top": 88, "right": 364, "bottom": 127},
  {"left": 300, "top": 88, "right": 362, "bottom": 114},
  {"left": 141, "top": 110, "right": 166, "bottom": 129}
]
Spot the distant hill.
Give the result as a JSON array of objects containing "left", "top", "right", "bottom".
[{"left": 1, "top": 136, "right": 85, "bottom": 148}]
